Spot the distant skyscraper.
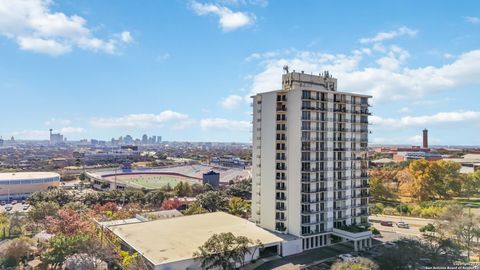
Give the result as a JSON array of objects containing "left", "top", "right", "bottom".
[
  {"left": 142, "top": 134, "right": 148, "bottom": 144},
  {"left": 0, "top": 137, "right": 3, "bottom": 147},
  {"left": 252, "top": 70, "right": 372, "bottom": 251},
  {"left": 157, "top": 136, "right": 162, "bottom": 143},
  {"left": 124, "top": 135, "right": 133, "bottom": 144},
  {"left": 49, "top": 129, "right": 64, "bottom": 145},
  {"left": 423, "top": 128, "right": 428, "bottom": 148}
]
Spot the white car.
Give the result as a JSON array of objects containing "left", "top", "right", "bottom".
[
  {"left": 338, "top": 254, "right": 356, "bottom": 262},
  {"left": 5, "top": 204, "right": 13, "bottom": 211},
  {"left": 397, "top": 221, "right": 410, "bottom": 229}
]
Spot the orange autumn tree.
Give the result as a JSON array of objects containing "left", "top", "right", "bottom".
[{"left": 45, "top": 208, "right": 93, "bottom": 236}]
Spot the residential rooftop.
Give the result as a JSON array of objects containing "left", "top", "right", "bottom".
[{"left": 108, "top": 212, "right": 284, "bottom": 266}]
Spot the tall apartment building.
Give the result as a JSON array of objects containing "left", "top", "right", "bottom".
[{"left": 251, "top": 71, "right": 372, "bottom": 251}]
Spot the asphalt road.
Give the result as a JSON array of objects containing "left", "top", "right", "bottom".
[{"left": 370, "top": 214, "right": 433, "bottom": 238}]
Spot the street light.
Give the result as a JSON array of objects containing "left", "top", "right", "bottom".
[{"left": 464, "top": 203, "right": 475, "bottom": 262}]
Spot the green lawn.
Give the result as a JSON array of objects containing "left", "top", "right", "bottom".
[{"left": 117, "top": 175, "right": 193, "bottom": 189}]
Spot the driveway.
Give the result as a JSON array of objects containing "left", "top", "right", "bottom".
[{"left": 255, "top": 242, "right": 355, "bottom": 270}]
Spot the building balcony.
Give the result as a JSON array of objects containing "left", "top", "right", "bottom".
[
  {"left": 276, "top": 197, "right": 287, "bottom": 201},
  {"left": 334, "top": 205, "right": 350, "bottom": 211},
  {"left": 301, "top": 177, "right": 329, "bottom": 183},
  {"left": 301, "top": 208, "right": 331, "bottom": 214},
  {"left": 301, "top": 106, "right": 328, "bottom": 111},
  {"left": 301, "top": 187, "right": 330, "bottom": 193},
  {"left": 301, "top": 229, "right": 330, "bottom": 236},
  {"left": 301, "top": 219, "right": 332, "bottom": 226}
]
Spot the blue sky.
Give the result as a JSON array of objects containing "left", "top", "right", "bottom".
[{"left": 0, "top": 0, "right": 479, "bottom": 145}]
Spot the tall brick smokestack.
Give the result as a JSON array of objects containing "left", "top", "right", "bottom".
[{"left": 423, "top": 128, "right": 428, "bottom": 148}]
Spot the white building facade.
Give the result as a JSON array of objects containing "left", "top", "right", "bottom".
[{"left": 252, "top": 71, "right": 372, "bottom": 251}]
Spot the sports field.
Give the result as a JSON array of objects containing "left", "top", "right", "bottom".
[{"left": 104, "top": 174, "right": 198, "bottom": 189}]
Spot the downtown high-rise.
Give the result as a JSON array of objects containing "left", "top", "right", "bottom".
[{"left": 251, "top": 70, "right": 372, "bottom": 251}]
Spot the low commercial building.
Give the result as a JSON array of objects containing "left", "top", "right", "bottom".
[
  {"left": 108, "top": 212, "right": 302, "bottom": 270},
  {"left": 393, "top": 151, "right": 442, "bottom": 161},
  {"left": 444, "top": 154, "right": 480, "bottom": 174},
  {"left": 0, "top": 172, "right": 60, "bottom": 200}
]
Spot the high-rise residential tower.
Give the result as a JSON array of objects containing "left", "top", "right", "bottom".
[{"left": 251, "top": 70, "right": 372, "bottom": 251}]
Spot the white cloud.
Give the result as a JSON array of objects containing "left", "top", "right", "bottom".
[
  {"left": 17, "top": 36, "right": 71, "bottom": 56},
  {"left": 465, "top": 16, "right": 480, "bottom": 24},
  {"left": 190, "top": 1, "right": 254, "bottom": 31},
  {"left": 60, "top": 127, "right": 85, "bottom": 134},
  {"left": 10, "top": 130, "right": 49, "bottom": 140},
  {"left": 200, "top": 118, "right": 250, "bottom": 131},
  {"left": 248, "top": 48, "right": 480, "bottom": 102},
  {"left": 220, "top": 94, "right": 244, "bottom": 109},
  {"left": 398, "top": 107, "right": 411, "bottom": 113},
  {"left": 45, "top": 118, "right": 72, "bottom": 126},
  {"left": 90, "top": 110, "right": 193, "bottom": 129},
  {"left": 218, "top": 0, "right": 268, "bottom": 7},
  {"left": 120, "top": 31, "right": 133, "bottom": 43},
  {"left": 0, "top": 0, "right": 131, "bottom": 55},
  {"left": 359, "top": 26, "right": 417, "bottom": 44},
  {"left": 370, "top": 111, "right": 480, "bottom": 128},
  {"left": 10, "top": 126, "right": 84, "bottom": 139},
  {"left": 156, "top": 53, "right": 170, "bottom": 62}
]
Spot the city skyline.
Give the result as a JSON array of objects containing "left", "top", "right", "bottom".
[{"left": 1, "top": 1, "right": 480, "bottom": 145}]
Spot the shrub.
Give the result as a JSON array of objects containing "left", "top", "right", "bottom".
[
  {"left": 370, "top": 227, "right": 380, "bottom": 235},
  {"left": 410, "top": 205, "right": 422, "bottom": 217},
  {"left": 396, "top": 204, "right": 411, "bottom": 215},
  {"left": 382, "top": 207, "right": 398, "bottom": 215}
]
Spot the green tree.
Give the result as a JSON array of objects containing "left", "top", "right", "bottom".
[
  {"left": 145, "top": 190, "right": 165, "bottom": 208},
  {"left": 43, "top": 233, "right": 90, "bottom": 268},
  {"left": 228, "top": 197, "right": 250, "bottom": 218},
  {"left": 331, "top": 257, "right": 378, "bottom": 270},
  {"left": 184, "top": 202, "right": 208, "bottom": 215},
  {"left": 196, "top": 191, "right": 228, "bottom": 212},
  {"left": 463, "top": 170, "right": 480, "bottom": 198},
  {"left": 0, "top": 237, "right": 35, "bottom": 268},
  {"left": 225, "top": 178, "right": 252, "bottom": 200},
  {"left": 193, "top": 232, "right": 255, "bottom": 269},
  {"left": 376, "top": 238, "right": 462, "bottom": 270},
  {"left": 28, "top": 201, "right": 60, "bottom": 232},
  {"left": 174, "top": 182, "right": 193, "bottom": 197},
  {"left": 370, "top": 203, "right": 384, "bottom": 215},
  {"left": 436, "top": 204, "right": 480, "bottom": 261}
]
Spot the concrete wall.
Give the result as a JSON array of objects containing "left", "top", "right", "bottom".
[{"left": 281, "top": 238, "right": 303, "bottom": 257}]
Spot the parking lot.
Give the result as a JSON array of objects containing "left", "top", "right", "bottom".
[{"left": 0, "top": 201, "right": 31, "bottom": 213}]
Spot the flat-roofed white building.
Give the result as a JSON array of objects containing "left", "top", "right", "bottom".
[
  {"left": 108, "top": 212, "right": 302, "bottom": 270},
  {"left": 251, "top": 71, "right": 372, "bottom": 252},
  {"left": 0, "top": 172, "right": 60, "bottom": 201}
]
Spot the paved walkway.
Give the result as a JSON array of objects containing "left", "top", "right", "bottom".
[{"left": 255, "top": 242, "right": 354, "bottom": 270}]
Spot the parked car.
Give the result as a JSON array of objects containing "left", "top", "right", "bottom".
[
  {"left": 397, "top": 221, "right": 410, "bottom": 229},
  {"left": 0, "top": 201, "right": 5, "bottom": 206},
  {"left": 338, "top": 254, "right": 356, "bottom": 262},
  {"left": 380, "top": 221, "right": 393, "bottom": 226},
  {"left": 5, "top": 204, "right": 13, "bottom": 211},
  {"left": 384, "top": 242, "right": 397, "bottom": 248},
  {"left": 11, "top": 200, "right": 17, "bottom": 205},
  {"left": 23, "top": 204, "right": 30, "bottom": 210}
]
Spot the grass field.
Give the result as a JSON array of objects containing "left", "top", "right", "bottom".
[{"left": 112, "top": 175, "right": 195, "bottom": 189}]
